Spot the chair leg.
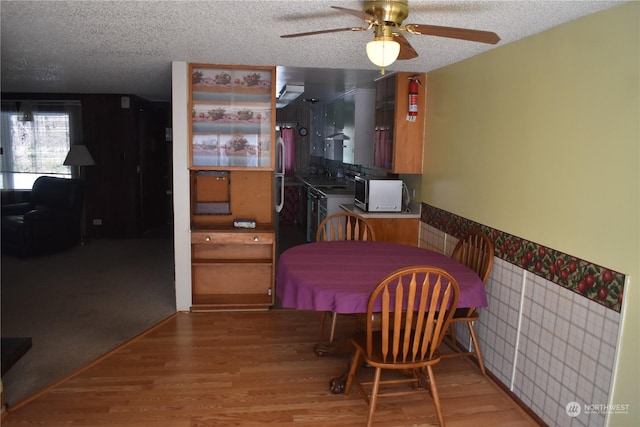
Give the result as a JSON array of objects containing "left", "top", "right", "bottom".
[
  {"left": 344, "top": 347, "right": 363, "bottom": 395},
  {"left": 468, "top": 321, "right": 486, "bottom": 375},
  {"left": 328, "top": 312, "right": 338, "bottom": 344},
  {"left": 366, "top": 367, "right": 382, "bottom": 427},
  {"left": 426, "top": 365, "right": 445, "bottom": 427},
  {"left": 449, "top": 322, "right": 457, "bottom": 347}
]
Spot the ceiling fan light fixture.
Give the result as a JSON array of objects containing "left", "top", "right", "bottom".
[{"left": 366, "top": 37, "right": 400, "bottom": 68}]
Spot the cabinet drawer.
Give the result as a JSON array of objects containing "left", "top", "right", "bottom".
[
  {"left": 193, "top": 243, "right": 272, "bottom": 261},
  {"left": 192, "top": 263, "right": 272, "bottom": 295},
  {"left": 191, "top": 231, "right": 274, "bottom": 245}
]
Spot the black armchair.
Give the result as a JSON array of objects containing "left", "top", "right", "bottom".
[{"left": 2, "top": 176, "right": 86, "bottom": 256}]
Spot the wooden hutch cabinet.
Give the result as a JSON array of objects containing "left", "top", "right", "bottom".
[
  {"left": 374, "top": 72, "right": 426, "bottom": 174},
  {"left": 189, "top": 64, "right": 276, "bottom": 311}
]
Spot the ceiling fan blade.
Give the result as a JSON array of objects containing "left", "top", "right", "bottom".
[
  {"left": 393, "top": 33, "right": 418, "bottom": 60},
  {"left": 331, "top": 6, "right": 377, "bottom": 23},
  {"left": 281, "top": 27, "right": 364, "bottom": 38},
  {"left": 407, "top": 24, "right": 500, "bottom": 44}
]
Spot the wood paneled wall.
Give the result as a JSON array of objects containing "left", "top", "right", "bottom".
[{"left": 2, "top": 93, "right": 171, "bottom": 238}]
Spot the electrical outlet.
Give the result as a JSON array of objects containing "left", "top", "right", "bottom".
[
  {"left": 411, "top": 188, "right": 416, "bottom": 198},
  {"left": 92, "top": 219, "right": 102, "bottom": 225}
]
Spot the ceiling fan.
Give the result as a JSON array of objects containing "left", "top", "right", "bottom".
[{"left": 281, "top": 0, "right": 500, "bottom": 70}]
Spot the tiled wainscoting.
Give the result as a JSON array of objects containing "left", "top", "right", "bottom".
[{"left": 420, "top": 223, "right": 622, "bottom": 427}]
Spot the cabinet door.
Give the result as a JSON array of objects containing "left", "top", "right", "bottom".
[
  {"left": 342, "top": 91, "right": 356, "bottom": 164},
  {"left": 366, "top": 217, "right": 419, "bottom": 246},
  {"left": 391, "top": 73, "right": 425, "bottom": 174},
  {"left": 373, "top": 72, "right": 425, "bottom": 174},
  {"left": 374, "top": 76, "right": 395, "bottom": 170},
  {"left": 324, "top": 139, "right": 343, "bottom": 161},
  {"left": 190, "top": 65, "right": 275, "bottom": 169},
  {"left": 324, "top": 97, "right": 346, "bottom": 133},
  {"left": 324, "top": 101, "right": 335, "bottom": 133},
  {"left": 333, "top": 97, "right": 345, "bottom": 130},
  {"left": 349, "top": 89, "right": 375, "bottom": 166},
  {"left": 310, "top": 104, "right": 325, "bottom": 157}
]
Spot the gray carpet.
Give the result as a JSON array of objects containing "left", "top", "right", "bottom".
[{"left": 1, "top": 228, "right": 176, "bottom": 406}]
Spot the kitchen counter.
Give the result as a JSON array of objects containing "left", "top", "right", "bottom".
[
  {"left": 296, "top": 175, "right": 355, "bottom": 196},
  {"left": 340, "top": 202, "right": 421, "bottom": 219},
  {"left": 284, "top": 176, "right": 301, "bottom": 186},
  {"left": 297, "top": 175, "right": 348, "bottom": 187},
  {"left": 298, "top": 175, "right": 421, "bottom": 245}
]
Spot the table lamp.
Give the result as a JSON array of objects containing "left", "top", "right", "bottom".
[
  {"left": 63, "top": 144, "right": 95, "bottom": 244},
  {"left": 63, "top": 144, "right": 95, "bottom": 178}
]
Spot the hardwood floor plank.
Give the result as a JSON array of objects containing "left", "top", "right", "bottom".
[{"left": 3, "top": 310, "right": 542, "bottom": 426}]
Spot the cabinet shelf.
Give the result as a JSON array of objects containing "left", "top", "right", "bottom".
[
  {"left": 192, "top": 122, "right": 268, "bottom": 134},
  {"left": 192, "top": 67, "right": 271, "bottom": 93},
  {"left": 192, "top": 258, "right": 273, "bottom": 265},
  {"left": 192, "top": 85, "right": 271, "bottom": 94},
  {"left": 192, "top": 92, "right": 271, "bottom": 103},
  {"left": 191, "top": 294, "right": 273, "bottom": 310}
]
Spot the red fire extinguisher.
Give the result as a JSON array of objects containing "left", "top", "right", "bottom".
[{"left": 408, "top": 76, "right": 420, "bottom": 117}]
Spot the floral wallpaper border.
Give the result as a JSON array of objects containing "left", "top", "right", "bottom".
[{"left": 421, "top": 203, "right": 625, "bottom": 312}]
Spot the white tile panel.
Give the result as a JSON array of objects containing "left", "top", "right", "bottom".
[{"left": 431, "top": 230, "right": 621, "bottom": 426}]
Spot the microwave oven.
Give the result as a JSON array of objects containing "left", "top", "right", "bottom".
[{"left": 354, "top": 176, "right": 403, "bottom": 212}]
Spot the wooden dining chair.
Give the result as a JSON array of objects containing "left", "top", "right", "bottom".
[
  {"left": 317, "top": 212, "right": 376, "bottom": 345},
  {"left": 344, "top": 266, "right": 460, "bottom": 427},
  {"left": 442, "top": 230, "right": 494, "bottom": 375},
  {"left": 316, "top": 211, "right": 376, "bottom": 242}
]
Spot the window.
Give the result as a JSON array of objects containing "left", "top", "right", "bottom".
[{"left": 1, "top": 100, "right": 82, "bottom": 190}]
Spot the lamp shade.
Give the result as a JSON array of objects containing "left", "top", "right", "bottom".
[
  {"left": 63, "top": 145, "right": 95, "bottom": 166},
  {"left": 366, "top": 38, "right": 401, "bottom": 67}
]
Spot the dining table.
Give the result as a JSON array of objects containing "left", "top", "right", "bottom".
[
  {"left": 276, "top": 240, "right": 487, "bottom": 393},
  {"left": 276, "top": 240, "right": 488, "bottom": 393},
  {"left": 277, "top": 240, "right": 487, "bottom": 314}
]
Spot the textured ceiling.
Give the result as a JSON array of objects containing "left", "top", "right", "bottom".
[{"left": 0, "top": 0, "right": 626, "bottom": 103}]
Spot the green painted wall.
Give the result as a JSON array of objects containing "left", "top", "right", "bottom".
[{"left": 421, "top": 3, "right": 639, "bottom": 425}]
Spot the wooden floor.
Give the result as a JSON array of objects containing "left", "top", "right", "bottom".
[{"left": 2, "top": 310, "right": 541, "bottom": 426}]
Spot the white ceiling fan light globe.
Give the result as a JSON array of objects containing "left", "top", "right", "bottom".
[{"left": 366, "top": 38, "right": 401, "bottom": 67}]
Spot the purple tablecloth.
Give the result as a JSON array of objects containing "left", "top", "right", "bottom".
[{"left": 276, "top": 241, "right": 488, "bottom": 314}]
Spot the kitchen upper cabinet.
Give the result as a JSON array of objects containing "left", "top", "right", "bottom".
[
  {"left": 334, "top": 97, "right": 345, "bottom": 130},
  {"left": 325, "top": 97, "right": 345, "bottom": 131},
  {"left": 310, "top": 103, "right": 325, "bottom": 157},
  {"left": 374, "top": 72, "right": 425, "bottom": 174},
  {"left": 324, "top": 139, "right": 343, "bottom": 161},
  {"left": 324, "top": 102, "right": 334, "bottom": 133},
  {"left": 342, "top": 88, "right": 375, "bottom": 166},
  {"left": 323, "top": 97, "right": 345, "bottom": 161}
]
